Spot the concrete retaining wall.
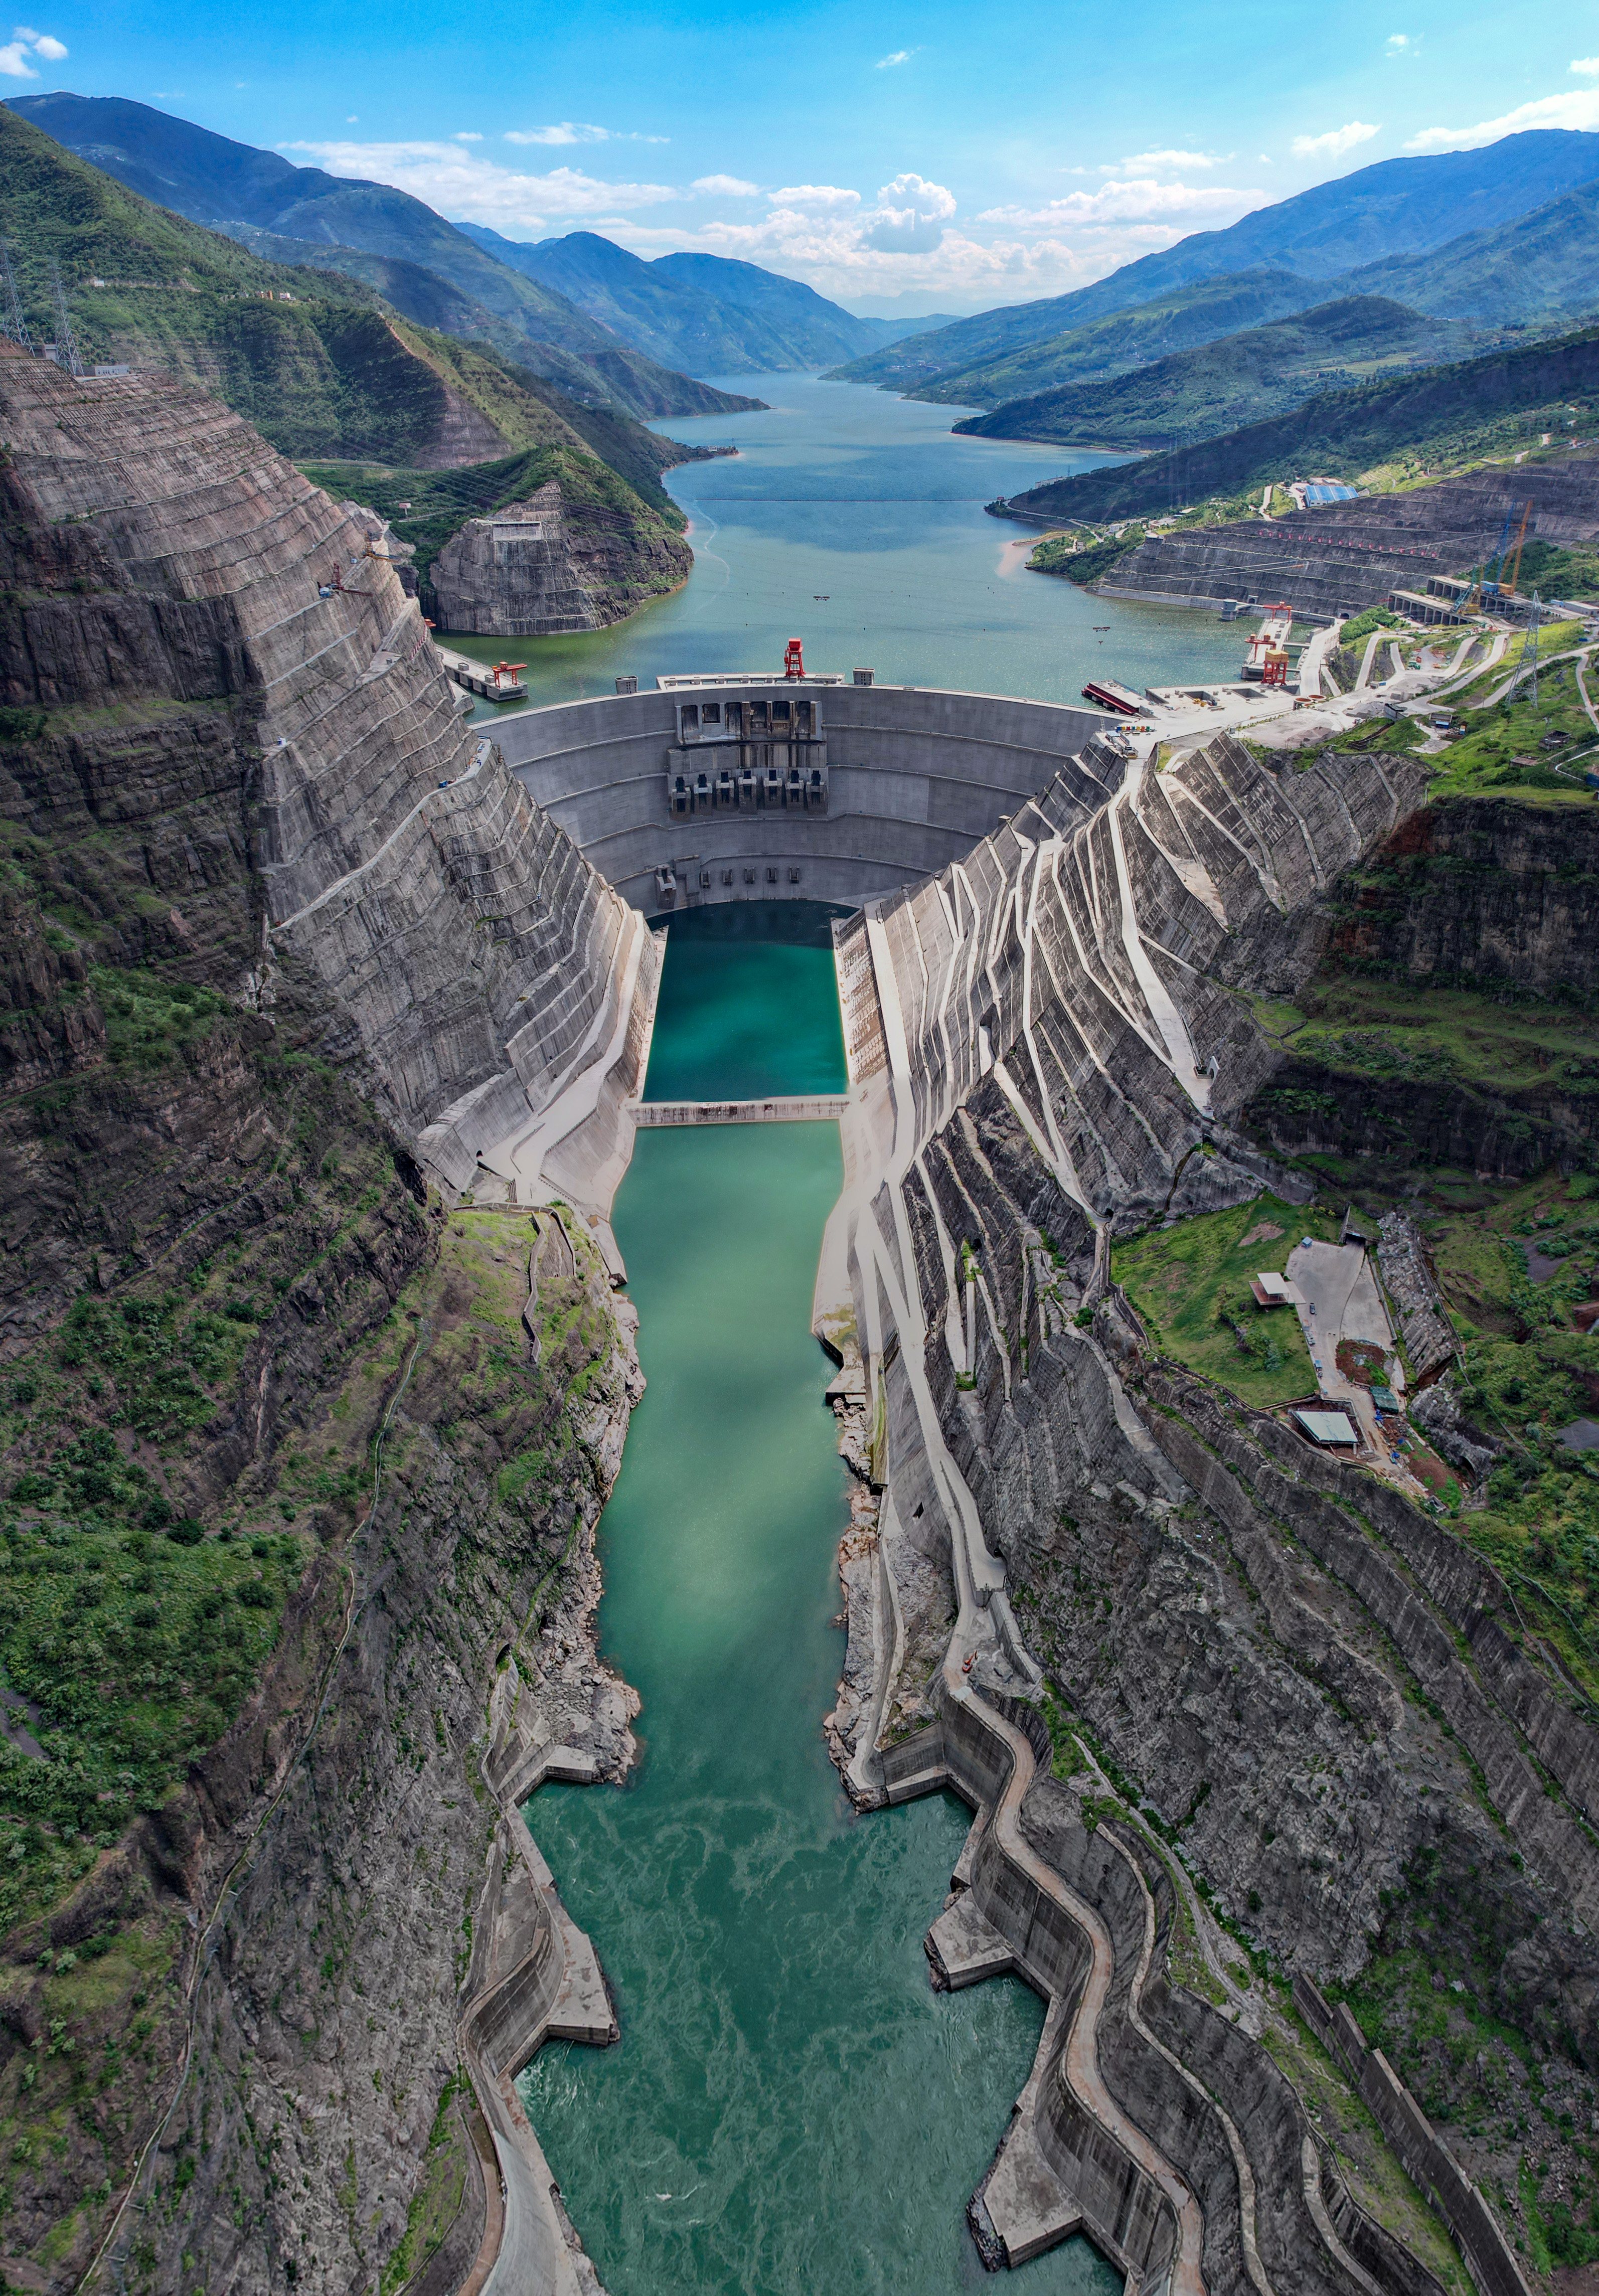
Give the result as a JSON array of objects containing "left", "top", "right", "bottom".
[
  {"left": 893, "top": 1689, "right": 1185, "bottom": 2287},
  {"left": 1294, "top": 1976, "right": 1531, "bottom": 2296},
  {"left": 497, "top": 683, "right": 1117, "bottom": 910}
]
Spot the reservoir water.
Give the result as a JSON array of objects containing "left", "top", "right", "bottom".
[
  {"left": 455, "top": 372, "right": 1246, "bottom": 710},
  {"left": 520, "top": 911, "right": 1117, "bottom": 2295}
]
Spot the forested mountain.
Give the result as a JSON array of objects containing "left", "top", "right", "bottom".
[
  {"left": 5, "top": 92, "right": 762, "bottom": 421},
  {"left": 0, "top": 103, "right": 702, "bottom": 511},
  {"left": 952, "top": 294, "right": 1463, "bottom": 448},
  {"left": 999, "top": 325, "right": 1599, "bottom": 524},
  {"left": 828, "top": 130, "right": 1599, "bottom": 392},
  {"left": 455, "top": 226, "right": 902, "bottom": 373}
]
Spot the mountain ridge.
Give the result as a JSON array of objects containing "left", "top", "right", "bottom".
[
  {"left": 4, "top": 92, "right": 763, "bottom": 423},
  {"left": 826, "top": 130, "right": 1599, "bottom": 392},
  {"left": 950, "top": 293, "right": 1465, "bottom": 450},
  {"left": 995, "top": 324, "right": 1599, "bottom": 524},
  {"left": 454, "top": 224, "right": 897, "bottom": 374}
]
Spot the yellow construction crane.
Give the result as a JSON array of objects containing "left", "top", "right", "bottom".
[{"left": 1500, "top": 500, "right": 1533, "bottom": 598}]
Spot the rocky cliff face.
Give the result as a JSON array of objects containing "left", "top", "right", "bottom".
[
  {"left": 428, "top": 475, "right": 692, "bottom": 636},
  {"left": 1246, "top": 793, "right": 1599, "bottom": 1179},
  {"left": 0, "top": 346, "right": 654, "bottom": 2292},
  {"left": 830, "top": 731, "right": 1599, "bottom": 2290}
]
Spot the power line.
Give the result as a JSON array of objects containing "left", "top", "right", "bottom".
[
  {"left": 0, "top": 240, "right": 31, "bottom": 353},
  {"left": 48, "top": 257, "right": 81, "bottom": 377}
]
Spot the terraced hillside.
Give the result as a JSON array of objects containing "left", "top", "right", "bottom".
[{"left": 1084, "top": 448, "right": 1599, "bottom": 619}]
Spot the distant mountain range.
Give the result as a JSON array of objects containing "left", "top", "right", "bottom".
[
  {"left": 997, "top": 325, "right": 1599, "bottom": 526},
  {"left": 5, "top": 93, "right": 939, "bottom": 395},
  {"left": 829, "top": 130, "right": 1599, "bottom": 399},
  {"left": 456, "top": 225, "right": 952, "bottom": 374},
  {"left": 4, "top": 93, "right": 766, "bottom": 421},
  {"left": 951, "top": 295, "right": 1465, "bottom": 451},
  {"left": 0, "top": 100, "right": 711, "bottom": 529}
]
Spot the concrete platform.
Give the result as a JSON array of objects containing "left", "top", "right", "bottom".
[
  {"left": 926, "top": 1891, "right": 1016, "bottom": 1990},
  {"left": 981, "top": 2113, "right": 1086, "bottom": 2268}
]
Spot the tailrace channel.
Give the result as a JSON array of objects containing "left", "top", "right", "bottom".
[{"left": 518, "top": 903, "right": 1118, "bottom": 2295}]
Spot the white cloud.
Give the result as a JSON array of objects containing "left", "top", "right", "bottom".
[
  {"left": 504, "top": 121, "right": 668, "bottom": 146},
  {"left": 864, "top": 171, "right": 955, "bottom": 251},
  {"left": 692, "top": 174, "right": 759, "bottom": 197},
  {"left": 0, "top": 24, "right": 64, "bottom": 75},
  {"left": 1406, "top": 86, "right": 1599, "bottom": 151},
  {"left": 1385, "top": 33, "right": 1413, "bottom": 54},
  {"left": 770, "top": 183, "right": 861, "bottom": 209},
  {"left": 875, "top": 48, "right": 917, "bottom": 67},
  {"left": 1570, "top": 56, "right": 1599, "bottom": 75},
  {"left": 452, "top": 131, "right": 483, "bottom": 142},
  {"left": 1117, "top": 147, "right": 1233, "bottom": 172},
  {"left": 1291, "top": 119, "right": 1380, "bottom": 157},
  {"left": 283, "top": 140, "right": 677, "bottom": 223},
  {"left": 346, "top": 114, "right": 358, "bottom": 123},
  {"left": 980, "top": 175, "right": 1261, "bottom": 230}
]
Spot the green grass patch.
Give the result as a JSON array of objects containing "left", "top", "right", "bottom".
[
  {"left": 1339, "top": 605, "right": 1407, "bottom": 647},
  {"left": 381, "top": 2071, "right": 471, "bottom": 2294},
  {"left": 1027, "top": 525, "right": 1146, "bottom": 585},
  {"left": 1263, "top": 974, "right": 1599, "bottom": 1104},
  {"left": 1112, "top": 1193, "right": 1337, "bottom": 1405}
]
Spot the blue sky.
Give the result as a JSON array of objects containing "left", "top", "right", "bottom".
[{"left": 11, "top": 2, "right": 1599, "bottom": 310}]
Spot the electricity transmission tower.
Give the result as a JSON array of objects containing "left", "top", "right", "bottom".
[
  {"left": 1527, "top": 592, "right": 1542, "bottom": 713},
  {"left": 48, "top": 258, "right": 82, "bottom": 376},
  {"left": 0, "top": 241, "right": 31, "bottom": 352}
]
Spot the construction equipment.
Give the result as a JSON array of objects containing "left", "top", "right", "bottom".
[
  {"left": 1500, "top": 500, "right": 1534, "bottom": 597},
  {"left": 1242, "top": 602, "right": 1294, "bottom": 683},
  {"left": 1453, "top": 503, "right": 1535, "bottom": 614},
  {"left": 783, "top": 637, "right": 805, "bottom": 679}
]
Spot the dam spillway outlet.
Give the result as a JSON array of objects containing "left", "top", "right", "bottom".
[{"left": 498, "top": 672, "right": 1129, "bottom": 916}]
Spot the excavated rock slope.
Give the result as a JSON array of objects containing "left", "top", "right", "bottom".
[
  {"left": 833, "top": 730, "right": 1599, "bottom": 2291},
  {"left": 429, "top": 474, "right": 692, "bottom": 636},
  {"left": 0, "top": 347, "right": 655, "bottom": 2292}
]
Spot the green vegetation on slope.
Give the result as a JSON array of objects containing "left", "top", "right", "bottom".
[
  {"left": 913, "top": 269, "right": 1328, "bottom": 407},
  {"left": 1345, "top": 177, "right": 1599, "bottom": 331},
  {"left": 1250, "top": 974, "right": 1599, "bottom": 1120},
  {"left": 1302, "top": 632, "right": 1598, "bottom": 806},
  {"left": 828, "top": 133, "right": 1599, "bottom": 394},
  {"left": 0, "top": 102, "right": 698, "bottom": 524},
  {"left": 955, "top": 297, "right": 1463, "bottom": 449},
  {"left": 1111, "top": 1193, "right": 1334, "bottom": 1405},
  {"left": 8, "top": 92, "right": 766, "bottom": 425},
  {"left": 460, "top": 227, "right": 879, "bottom": 376},
  {"left": 298, "top": 441, "right": 686, "bottom": 589},
  {"left": 1029, "top": 525, "right": 1148, "bottom": 586},
  {"left": 999, "top": 327, "right": 1599, "bottom": 525}
]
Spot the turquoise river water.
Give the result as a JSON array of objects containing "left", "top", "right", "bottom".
[
  {"left": 455, "top": 370, "right": 1247, "bottom": 710},
  {"left": 519, "top": 911, "right": 1118, "bottom": 2295}
]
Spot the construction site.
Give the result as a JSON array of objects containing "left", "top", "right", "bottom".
[{"left": 1091, "top": 453, "right": 1599, "bottom": 623}]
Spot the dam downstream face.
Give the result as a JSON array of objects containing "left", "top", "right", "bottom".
[{"left": 520, "top": 912, "right": 1118, "bottom": 2295}]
